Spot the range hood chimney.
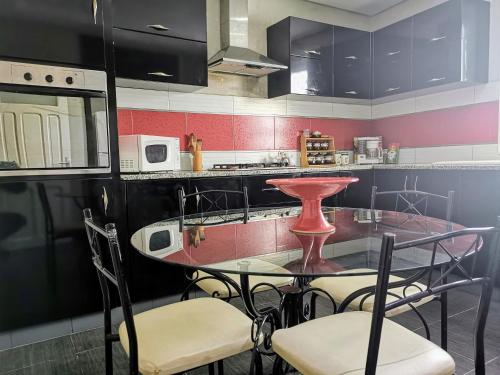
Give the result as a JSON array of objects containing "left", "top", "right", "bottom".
[{"left": 208, "top": 0, "right": 287, "bottom": 77}]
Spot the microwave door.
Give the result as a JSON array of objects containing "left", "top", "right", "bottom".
[{"left": 142, "top": 140, "right": 169, "bottom": 172}]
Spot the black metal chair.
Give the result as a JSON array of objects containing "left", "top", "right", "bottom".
[
  {"left": 83, "top": 208, "right": 261, "bottom": 375},
  {"left": 178, "top": 187, "right": 294, "bottom": 305},
  {"left": 309, "top": 182, "right": 455, "bottom": 349},
  {"left": 272, "top": 221, "right": 500, "bottom": 375}
]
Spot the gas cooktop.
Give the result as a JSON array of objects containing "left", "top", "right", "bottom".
[{"left": 209, "top": 163, "right": 294, "bottom": 171}]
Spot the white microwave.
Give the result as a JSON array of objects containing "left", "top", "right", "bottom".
[{"left": 119, "top": 135, "right": 180, "bottom": 172}]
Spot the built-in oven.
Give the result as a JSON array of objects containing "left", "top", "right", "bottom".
[{"left": 0, "top": 60, "right": 109, "bottom": 176}]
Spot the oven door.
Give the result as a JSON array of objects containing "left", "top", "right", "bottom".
[
  {"left": 139, "top": 136, "right": 179, "bottom": 172},
  {"left": 0, "top": 85, "right": 109, "bottom": 175}
]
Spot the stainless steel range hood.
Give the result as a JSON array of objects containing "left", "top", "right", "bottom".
[{"left": 207, "top": 0, "right": 287, "bottom": 77}]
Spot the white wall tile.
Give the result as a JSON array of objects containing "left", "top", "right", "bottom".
[
  {"left": 116, "top": 87, "right": 169, "bottom": 110},
  {"left": 474, "top": 81, "right": 500, "bottom": 104},
  {"left": 234, "top": 97, "right": 286, "bottom": 116},
  {"left": 371, "top": 98, "right": 416, "bottom": 119},
  {"left": 414, "top": 87, "right": 475, "bottom": 113},
  {"left": 472, "top": 144, "right": 500, "bottom": 161},
  {"left": 169, "top": 92, "right": 234, "bottom": 114},
  {"left": 201, "top": 151, "right": 236, "bottom": 170},
  {"left": 398, "top": 148, "right": 417, "bottom": 164},
  {"left": 415, "top": 145, "right": 474, "bottom": 163},
  {"left": 234, "top": 151, "right": 279, "bottom": 164},
  {"left": 286, "top": 100, "right": 333, "bottom": 118},
  {"left": 331, "top": 103, "right": 372, "bottom": 119},
  {"left": 180, "top": 152, "right": 192, "bottom": 171}
]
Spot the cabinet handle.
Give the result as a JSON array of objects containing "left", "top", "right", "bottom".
[
  {"left": 147, "top": 24, "right": 170, "bottom": 31},
  {"left": 305, "top": 50, "right": 321, "bottom": 56},
  {"left": 428, "top": 77, "right": 446, "bottom": 82},
  {"left": 385, "top": 87, "right": 400, "bottom": 93},
  {"left": 344, "top": 55, "right": 358, "bottom": 60},
  {"left": 430, "top": 36, "right": 446, "bottom": 42},
  {"left": 345, "top": 90, "right": 358, "bottom": 95},
  {"left": 305, "top": 88, "right": 320, "bottom": 94},
  {"left": 387, "top": 50, "right": 401, "bottom": 56},
  {"left": 92, "top": 0, "right": 98, "bottom": 24},
  {"left": 147, "top": 72, "right": 174, "bottom": 77}
]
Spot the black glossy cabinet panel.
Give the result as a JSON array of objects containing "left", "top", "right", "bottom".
[
  {"left": 113, "top": 28, "right": 208, "bottom": 86},
  {"left": 290, "top": 18, "right": 333, "bottom": 59},
  {"left": 412, "top": 0, "right": 489, "bottom": 90},
  {"left": 113, "top": 0, "right": 207, "bottom": 42},
  {"left": 373, "top": 18, "right": 412, "bottom": 98},
  {"left": 243, "top": 174, "right": 301, "bottom": 208},
  {"left": 333, "top": 26, "right": 371, "bottom": 99},
  {"left": 267, "top": 17, "right": 333, "bottom": 98},
  {"left": 0, "top": 176, "right": 114, "bottom": 331},
  {"left": 290, "top": 56, "right": 333, "bottom": 97},
  {"left": 0, "top": 0, "right": 105, "bottom": 69}
]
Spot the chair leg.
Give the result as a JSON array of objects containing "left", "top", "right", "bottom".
[
  {"left": 440, "top": 266, "right": 448, "bottom": 351},
  {"left": 310, "top": 293, "right": 318, "bottom": 320},
  {"left": 103, "top": 313, "right": 113, "bottom": 375},
  {"left": 217, "top": 360, "right": 224, "bottom": 375},
  {"left": 273, "top": 356, "right": 284, "bottom": 375},
  {"left": 208, "top": 362, "right": 215, "bottom": 375}
]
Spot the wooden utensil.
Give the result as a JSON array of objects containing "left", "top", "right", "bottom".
[{"left": 188, "top": 133, "right": 203, "bottom": 172}]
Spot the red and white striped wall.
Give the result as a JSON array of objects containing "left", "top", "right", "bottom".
[{"left": 116, "top": 82, "right": 500, "bottom": 169}]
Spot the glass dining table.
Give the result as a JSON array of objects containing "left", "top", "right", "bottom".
[{"left": 130, "top": 206, "right": 476, "bottom": 328}]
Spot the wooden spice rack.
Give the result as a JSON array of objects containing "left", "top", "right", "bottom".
[{"left": 300, "top": 135, "right": 336, "bottom": 167}]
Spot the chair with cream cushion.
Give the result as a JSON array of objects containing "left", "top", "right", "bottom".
[
  {"left": 272, "top": 226, "right": 500, "bottom": 375},
  {"left": 83, "top": 209, "right": 261, "bottom": 375},
  {"left": 310, "top": 185, "right": 455, "bottom": 347}
]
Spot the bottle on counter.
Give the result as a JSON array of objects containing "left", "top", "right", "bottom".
[{"left": 386, "top": 143, "right": 400, "bottom": 164}]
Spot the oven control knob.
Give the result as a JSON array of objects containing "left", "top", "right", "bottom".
[
  {"left": 45, "top": 74, "right": 54, "bottom": 83},
  {"left": 66, "top": 76, "right": 74, "bottom": 85},
  {"left": 24, "top": 72, "right": 32, "bottom": 81}
]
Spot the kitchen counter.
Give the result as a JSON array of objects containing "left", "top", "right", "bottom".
[{"left": 120, "top": 161, "right": 500, "bottom": 180}]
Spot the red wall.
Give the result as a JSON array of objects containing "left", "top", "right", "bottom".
[
  {"left": 371, "top": 101, "right": 499, "bottom": 147},
  {"left": 118, "top": 101, "right": 499, "bottom": 151},
  {"left": 117, "top": 110, "right": 371, "bottom": 151}
]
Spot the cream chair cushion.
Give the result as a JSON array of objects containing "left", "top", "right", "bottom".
[
  {"left": 272, "top": 311, "right": 455, "bottom": 375},
  {"left": 195, "top": 259, "right": 294, "bottom": 298},
  {"left": 118, "top": 298, "right": 254, "bottom": 375},
  {"left": 310, "top": 268, "right": 434, "bottom": 317}
]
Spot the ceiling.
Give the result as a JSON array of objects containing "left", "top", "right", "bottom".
[{"left": 306, "top": 0, "right": 407, "bottom": 16}]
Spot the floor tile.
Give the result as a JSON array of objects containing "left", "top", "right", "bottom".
[
  {"left": 2, "top": 358, "right": 80, "bottom": 375},
  {"left": 77, "top": 346, "right": 128, "bottom": 375}
]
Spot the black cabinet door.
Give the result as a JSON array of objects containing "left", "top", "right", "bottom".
[
  {"left": 373, "top": 18, "right": 412, "bottom": 98},
  {"left": 0, "top": 176, "right": 114, "bottom": 331},
  {"left": 113, "top": 0, "right": 207, "bottom": 42},
  {"left": 290, "top": 56, "right": 333, "bottom": 97},
  {"left": 290, "top": 18, "right": 333, "bottom": 59},
  {"left": 0, "top": 0, "right": 105, "bottom": 69},
  {"left": 113, "top": 28, "right": 208, "bottom": 86},
  {"left": 333, "top": 26, "right": 371, "bottom": 99},
  {"left": 243, "top": 173, "right": 301, "bottom": 208},
  {"left": 412, "top": 0, "right": 463, "bottom": 90}
]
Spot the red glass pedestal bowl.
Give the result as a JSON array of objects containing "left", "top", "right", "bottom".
[{"left": 265, "top": 177, "right": 359, "bottom": 233}]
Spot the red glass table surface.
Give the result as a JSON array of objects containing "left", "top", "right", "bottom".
[{"left": 130, "top": 207, "right": 476, "bottom": 277}]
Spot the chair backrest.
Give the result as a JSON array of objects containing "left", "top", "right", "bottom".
[
  {"left": 370, "top": 179, "right": 454, "bottom": 221},
  {"left": 362, "top": 222, "right": 500, "bottom": 375},
  {"left": 178, "top": 187, "right": 249, "bottom": 231},
  {"left": 83, "top": 208, "right": 139, "bottom": 372}
]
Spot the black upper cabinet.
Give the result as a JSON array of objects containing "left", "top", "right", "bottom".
[
  {"left": 268, "top": 17, "right": 333, "bottom": 98},
  {"left": 114, "top": 29, "right": 207, "bottom": 86},
  {"left": 412, "top": 0, "right": 489, "bottom": 90},
  {"left": 113, "top": 0, "right": 207, "bottom": 42},
  {"left": 373, "top": 18, "right": 412, "bottom": 98},
  {"left": 112, "top": 0, "right": 208, "bottom": 87},
  {"left": 0, "top": 0, "right": 105, "bottom": 69},
  {"left": 333, "top": 26, "right": 371, "bottom": 99}
]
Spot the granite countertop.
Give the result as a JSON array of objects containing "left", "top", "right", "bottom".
[{"left": 121, "top": 161, "right": 500, "bottom": 180}]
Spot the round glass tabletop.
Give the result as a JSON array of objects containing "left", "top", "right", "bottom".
[{"left": 130, "top": 207, "right": 474, "bottom": 277}]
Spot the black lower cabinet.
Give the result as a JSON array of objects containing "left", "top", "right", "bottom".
[
  {"left": 243, "top": 173, "right": 301, "bottom": 208},
  {"left": 124, "top": 179, "right": 188, "bottom": 302},
  {"left": 341, "top": 170, "right": 374, "bottom": 208},
  {"left": 0, "top": 176, "right": 115, "bottom": 331}
]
